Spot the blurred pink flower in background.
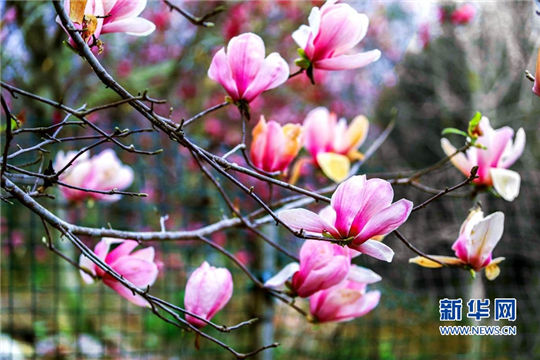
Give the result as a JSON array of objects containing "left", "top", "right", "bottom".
[
  {"left": 250, "top": 116, "right": 303, "bottom": 174},
  {"left": 208, "top": 32, "right": 289, "bottom": 103},
  {"left": 264, "top": 240, "right": 351, "bottom": 298},
  {"left": 533, "top": 48, "right": 540, "bottom": 97},
  {"left": 79, "top": 238, "right": 159, "bottom": 306},
  {"left": 292, "top": 0, "right": 380, "bottom": 71},
  {"left": 278, "top": 175, "right": 413, "bottom": 262},
  {"left": 303, "top": 107, "right": 369, "bottom": 182},
  {"left": 441, "top": 116, "right": 525, "bottom": 201},
  {"left": 450, "top": 3, "right": 476, "bottom": 25},
  {"left": 184, "top": 261, "right": 233, "bottom": 328},
  {"left": 54, "top": 149, "right": 134, "bottom": 202},
  {"left": 309, "top": 266, "right": 381, "bottom": 323}
]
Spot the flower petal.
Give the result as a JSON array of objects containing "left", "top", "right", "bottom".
[
  {"left": 112, "top": 256, "right": 159, "bottom": 287},
  {"left": 105, "top": 0, "right": 147, "bottom": 21},
  {"left": 242, "top": 52, "right": 289, "bottom": 103},
  {"left": 208, "top": 48, "right": 239, "bottom": 100},
  {"left": 348, "top": 265, "right": 382, "bottom": 284},
  {"left": 314, "top": 50, "right": 381, "bottom": 71},
  {"left": 101, "top": 17, "right": 155, "bottom": 36},
  {"left": 103, "top": 278, "right": 150, "bottom": 307},
  {"left": 356, "top": 199, "right": 413, "bottom": 243},
  {"left": 409, "top": 255, "right": 464, "bottom": 268},
  {"left": 227, "top": 33, "right": 266, "bottom": 96},
  {"left": 490, "top": 168, "right": 521, "bottom": 201},
  {"left": 317, "top": 152, "right": 350, "bottom": 183},
  {"left": 352, "top": 239, "right": 394, "bottom": 262},
  {"left": 105, "top": 240, "right": 138, "bottom": 265},
  {"left": 500, "top": 128, "right": 525, "bottom": 168},
  {"left": 330, "top": 175, "right": 366, "bottom": 235},
  {"left": 346, "top": 115, "right": 369, "bottom": 151},
  {"left": 278, "top": 208, "right": 339, "bottom": 237},
  {"left": 441, "top": 138, "right": 472, "bottom": 176},
  {"left": 469, "top": 211, "right": 505, "bottom": 265},
  {"left": 264, "top": 262, "right": 299, "bottom": 288}
]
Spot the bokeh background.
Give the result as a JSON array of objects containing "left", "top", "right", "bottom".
[{"left": 1, "top": 0, "right": 539, "bottom": 359}]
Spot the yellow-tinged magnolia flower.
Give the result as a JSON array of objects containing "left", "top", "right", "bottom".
[
  {"left": 250, "top": 116, "right": 303, "bottom": 174},
  {"left": 303, "top": 107, "right": 369, "bottom": 182}
]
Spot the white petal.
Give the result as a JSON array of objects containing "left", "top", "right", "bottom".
[
  {"left": 264, "top": 262, "right": 299, "bottom": 288},
  {"left": 490, "top": 168, "right": 521, "bottom": 201},
  {"left": 348, "top": 265, "right": 382, "bottom": 284}
]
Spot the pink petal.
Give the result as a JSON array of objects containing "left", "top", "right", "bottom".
[
  {"left": 303, "top": 107, "right": 335, "bottom": 160},
  {"left": 101, "top": 17, "right": 156, "bottom": 36},
  {"left": 488, "top": 127, "right": 514, "bottom": 168},
  {"left": 184, "top": 262, "right": 233, "bottom": 327},
  {"left": 130, "top": 246, "right": 155, "bottom": 262},
  {"left": 242, "top": 52, "right": 289, "bottom": 103},
  {"left": 311, "top": 5, "right": 366, "bottom": 59},
  {"left": 226, "top": 33, "right": 266, "bottom": 96},
  {"left": 105, "top": 0, "right": 146, "bottom": 21},
  {"left": 331, "top": 175, "right": 367, "bottom": 236},
  {"left": 103, "top": 278, "right": 150, "bottom": 307},
  {"left": 349, "top": 178, "right": 395, "bottom": 235},
  {"left": 314, "top": 50, "right": 381, "bottom": 71},
  {"left": 105, "top": 240, "right": 138, "bottom": 264},
  {"left": 262, "top": 121, "right": 285, "bottom": 171},
  {"left": 500, "top": 128, "right": 525, "bottom": 168},
  {"left": 356, "top": 199, "right": 413, "bottom": 243},
  {"left": 112, "top": 256, "right": 159, "bottom": 287},
  {"left": 278, "top": 208, "right": 339, "bottom": 237},
  {"left": 335, "top": 290, "right": 381, "bottom": 322},
  {"left": 352, "top": 239, "right": 394, "bottom": 262},
  {"left": 208, "top": 48, "right": 239, "bottom": 100}
]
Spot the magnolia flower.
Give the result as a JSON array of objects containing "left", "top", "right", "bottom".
[
  {"left": 533, "top": 48, "right": 540, "bottom": 97},
  {"left": 250, "top": 116, "right": 303, "bottom": 174},
  {"left": 309, "top": 267, "right": 381, "bottom": 323},
  {"left": 59, "top": 0, "right": 155, "bottom": 46},
  {"left": 410, "top": 209, "right": 505, "bottom": 280},
  {"left": 441, "top": 116, "right": 525, "bottom": 201},
  {"left": 264, "top": 240, "right": 351, "bottom": 298},
  {"left": 278, "top": 175, "right": 413, "bottom": 262},
  {"left": 184, "top": 261, "right": 233, "bottom": 328},
  {"left": 54, "top": 149, "right": 134, "bottom": 202},
  {"left": 304, "top": 107, "right": 369, "bottom": 182},
  {"left": 79, "top": 238, "right": 159, "bottom": 306},
  {"left": 292, "top": 0, "right": 380, "bottom": 71},
  {"left": 450, "top": 4, "right": 476, "bottom": 25},
  {"left": 208, "top": 32, "right": 289, "bottom": 104}
]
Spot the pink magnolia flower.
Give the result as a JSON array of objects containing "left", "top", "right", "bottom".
[
  {"left": 184, "top": 261, "right": 233, "bottom": 328},
  {"left": 250, "top": 116, "right": 303, "bottom": 174},
  {"left": 79, "top": 238, "right": 159, "bottom": 307},
  {"left": 278, "top": 175, "right": 413, "bottom": 262},
  {"left": 292, "top": 0, "right": 381, "bottom": 71},
  {"left": 533, "top": 48, "right": 540, "bottom": 97},
  {"left": 450, "top": 4, "right": 476, "bottom": 25},
  {"left": 441, "top": 116, "right": 525, "bottom": 201},
  {"left": 452, "top": 209, "right": 505, "bottom": 276},
  {"left": 59, "top": 0, "right": 155, "bottom": 46},
  {"left": 54, "top": 149, "right": 134, "bottom": 202},
  {"left": 309, "top": 266, "right": 381, "bottom": 323},
  {"left": 208, "top": 32, "right": 289, "bottom": 103},
  {"left": 303, "top": 107, "right": 369, "bottom": 182},
  {"left": 410, "top": 208, "right": 505, "bottom": 281},
  {"left": 264, "top": 240, "right": 351, "bottom": 298}
]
